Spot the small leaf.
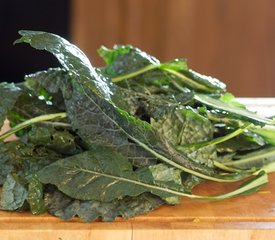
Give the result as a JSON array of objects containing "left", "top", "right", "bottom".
[
  {"left": 0, "top": 174, "right": 28, "bottom": 210},
  {"left": 0, "top": 82, "right": 22, "bottom": 129},
  {"left": 27, "top": 175, "right": 46, "bottom": 215}
]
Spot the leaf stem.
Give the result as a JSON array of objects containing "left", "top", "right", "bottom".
[
  {"left": 177, "top": 123, "right": 251, "bottom": 151},
  {"left": 112, "top": 64, "right": 159, "bottom": 82},
  {"left": 0, "top": 112, "right": 67, "bottom": 141},
  {"left": 111, "top": 63, "right": 214, "bottom": 93},
  {"left": 224, "top": 146, "right": 275, "bottom": 167},
  {"left": 79, "top": 166, "right": 267, "bottom": 201},
  {"left": 161, "top": 67, "right": 212, "bottom": 92}
]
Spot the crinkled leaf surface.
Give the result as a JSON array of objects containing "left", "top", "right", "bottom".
[
  {"left": 27, "top": 125, "right": 80, "bottom": 155},
  {"left": 0, "top": 140, "right": 65, "bottom": 214},
  {"left": 151, "top": 107, "right": 214, "bottom": 146},
  {"left": 45, "top": 188, "right": 163, "bottom": 222}
]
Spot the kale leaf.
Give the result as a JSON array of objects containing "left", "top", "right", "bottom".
[{"left": 45, "top": 188, "right": 163, "bottom": 222}]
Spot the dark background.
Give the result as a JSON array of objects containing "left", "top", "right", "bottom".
[{"left": 0, "top": 0, "right": 70, "bottom": 83}]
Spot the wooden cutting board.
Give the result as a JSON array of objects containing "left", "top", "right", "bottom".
[
  {"left": 1, "top": 99, "right": 275, "bottom": 240},
  {"left": 0, "top": 173, "right": 275, "bottom": 240}
]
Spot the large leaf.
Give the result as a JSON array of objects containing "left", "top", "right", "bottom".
[
  {"left": 38, "top": 148, "right": 187, "bottom": 203},
  {"left": 45, "top": 188, "right": 163, "bottom": 222}
]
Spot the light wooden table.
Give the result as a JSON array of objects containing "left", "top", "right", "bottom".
[{"left": 0, "top": 98, "right": 275, "bottom": 240}]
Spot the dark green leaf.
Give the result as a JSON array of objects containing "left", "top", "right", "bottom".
[
  {"left": 27, "top": 175, "right": 46, "bottom": 214},
  {"left": 0, "top": 82, "right": 22, "bottom": 129},
  {"left": 0, "top": 143, "right": 14, "bottom": 185},
  {"left": 0, "top": 174, "right": 28, "bottom": 210},
  {"left": 24, "top": 67, "right": 70, "bottom": 110},
  {"left": 8, "top": 90, "right": 63, "bottom": 128},
  {"left": 45, "top": 188, "right": 163, "bottom": 222},
  {"left": 15, "top": 30, "right": 111, "bottom": 100},
  {"left": 151, "top": 107, "right": 214, "bottom": 146},
  {"left": 27, "top": 125, "right": 79, "bottom": 155},
  {"left": 38, "top": 148, "right": 187, "bottom": 203}
]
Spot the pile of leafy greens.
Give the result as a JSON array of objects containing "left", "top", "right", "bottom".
[{"left": 0, "top": 31, "right": 275, "bottom": 222}]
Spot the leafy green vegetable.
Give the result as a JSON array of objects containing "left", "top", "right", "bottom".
[
  {"left": 18, "top": 30, "right": 230, "bottom": 182},
  {"left": 0, "top": 30, "right": 273, "bottom": 222}
]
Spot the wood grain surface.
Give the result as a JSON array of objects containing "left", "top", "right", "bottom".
[
  {"left": 71, "top": 0, "right": 275, "bottom": 97},
  {"left": 0, "top": 173, "right": 275, "bottom": 240}
]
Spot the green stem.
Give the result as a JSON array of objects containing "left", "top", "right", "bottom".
[
  {"left": 177, "top": 123, "right": 251, "bottom": 152},
  {"left": 224, "top": 147, "right": 275, "bottom": 167},
  {"left": 112, "top": 64, "right": 159, "bottom": 82},
  {"left": 0, "top": 112, "right": 67, "bottom": 141},
  {"left": 213, "top": 160, "right": 242, "bottom": 173},
  {"left": 161, "top": 67, "right": 212, "bottom": 92}
]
